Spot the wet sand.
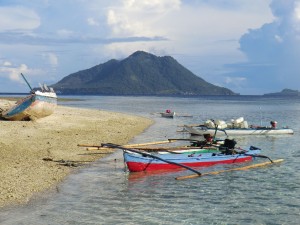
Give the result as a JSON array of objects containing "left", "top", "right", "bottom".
[{"left": 0, "top": 99, "right": 153, "bottom": 207}]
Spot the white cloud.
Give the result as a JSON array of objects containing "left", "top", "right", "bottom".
[
  {"left": 103, "top": 0, "right": 273, "bottom": 78},
  {"left": 274, "top": 35, "right": 283, "bottom": 42},
  {"left": 296, "top": 2, "right": 300, "bottom": 19},
  {"left": 87, "top": 17, "right": 99, "bottom": 26},
  {"left": 224, "top": 0, "right": 300, "bottom": 94},
  {"left": 56, "top": 29, "right": 74, "bottom": 38},
  {"left": 0, "top": 60, "right": 43, "bottom": 84},
  {"left": 106, "top": 0, "right": 181, "bottom": 37},
  {"left": 0, "top": 0, "right": 280, "bottom": 93},
  {"left": 3, "top": 61, "right": 12, "bottom": 66},
  {"left": 225, "top": 76, "right": 246, "bottom": 84},
  {"left": 46, "top": 53, "right": 58, "bottom": 67},
  {"left": 0, "top": 63, "right": 29, "bottom": 82},
  {"left": 0, "top": 6, "right": 40, "bottom": 31},
  {"left": 123, "top": 0, "right": 181, "bottom": 13}
]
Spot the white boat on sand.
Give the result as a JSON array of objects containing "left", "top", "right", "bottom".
[{"left": 0, "top": 74, "right": 57, "bottom": 121}]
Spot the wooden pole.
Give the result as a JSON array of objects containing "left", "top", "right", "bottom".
[
  {"left": 168, "top": 138, "right": 201, "bottom": 142},
  {"left": 177, "top": 124, "right": 201, "bottom": 127},
  {"left": 175, "top": 159, "right": 284, "bottom": 180},
  {"left": 78, "top": 144, "right": 102, "bottom": 147},
  {"left": 78, "top": 140, "right": 177, "bottom": 149},
  {"left": 134, "top": 146, "right": 211, "bottom": 151},
  {"left": 125, "top": 140, "right": 177, "bottom": 147},
  {"left": 20, "top": 73, "right": 33, "bottom": 91},
  {"left": 86, "top": 147, "right": 107, "bottom": 151},
  {"left": 85, "top": 145, "right": 216, "bottom": 152}
]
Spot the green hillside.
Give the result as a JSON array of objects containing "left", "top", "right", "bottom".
[{"left": 51, "top": 51, "right": 236, "bottom": 96}]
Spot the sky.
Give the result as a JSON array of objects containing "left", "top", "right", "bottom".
[{"left": 0, "top": 0, "right": 299, "bottom": 95}]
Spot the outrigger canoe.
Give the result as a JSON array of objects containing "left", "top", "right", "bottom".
[
  {"left": 183, "top": 125, "right": 294, "bottom": 136},
  {"left": 100, "top": 141, "right": 280, "bottom": 177},
  {"left": 123, "top": 147, "right": 261, "bottom": 172},
  {"left": 183, "top": 117, "right": 293, "bottom": 136}
]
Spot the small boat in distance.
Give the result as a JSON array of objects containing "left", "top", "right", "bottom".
[
  {"left": 183, "top": 118, "right": 294, "bottom": 136},
  {"left": 160, "top": 109, "right": 175, "bottom": 118},
  {"left": 1, "top": 73, "right": 57, "bottom": 121}
]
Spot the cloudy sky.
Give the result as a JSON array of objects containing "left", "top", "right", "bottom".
[{"left": 0, "top": 0, "right": 299, "bottom": 95}]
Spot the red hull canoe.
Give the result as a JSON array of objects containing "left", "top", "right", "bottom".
[{"left": 124, "top": 151, "right": 257, "bottom": 172}]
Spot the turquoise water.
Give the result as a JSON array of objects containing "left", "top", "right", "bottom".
[{"left": 1, "top": 96, "right": 300, "bottom": 224}]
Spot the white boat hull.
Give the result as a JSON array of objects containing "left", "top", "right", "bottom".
[
  {"left": 160, "top": 112, "right": 175, "bottom": 118},
  {"left": 1, "top": 91, "right": 57, "bottom": 121},
  {"left": 184, "top": 125, "right": 294, "bottom": 136}
]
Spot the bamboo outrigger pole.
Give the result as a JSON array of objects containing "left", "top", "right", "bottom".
[
  {"left": 78, "top": 140, "right": 178, "bottom": 150},
  {"left": 176, "top": 159, "right": 284, "bottom": 180},
  {"left": 125, "top": 140, "right": 177, "bottom": 148}
]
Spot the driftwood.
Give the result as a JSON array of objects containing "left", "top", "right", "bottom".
[{"left": 42, "top": 158, "right": 92, "bottom": 167}]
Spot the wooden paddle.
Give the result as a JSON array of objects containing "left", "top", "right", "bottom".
[
  {"left": 175, "top": 159, "right": 284, "bottom": 180},
  {"left": 101, "top": 143, "right": 202, "bottom": 176}
]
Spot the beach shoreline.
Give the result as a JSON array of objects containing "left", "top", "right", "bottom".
[{"left": 0, "top": 100, "right": 153, "bottom": 208}]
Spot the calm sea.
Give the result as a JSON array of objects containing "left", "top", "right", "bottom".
[{"left": 1, "top": 95, "right": 300, "bottom": 225}]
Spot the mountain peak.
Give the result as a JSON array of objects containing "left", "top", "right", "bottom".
[
  {"left": 129, "top": 50, "right": 151, "bottom": 57},
  {"left": 52, "top": 51, "right": 236, "bottom": 96}
]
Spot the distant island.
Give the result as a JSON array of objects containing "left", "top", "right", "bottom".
[
  {"left": 264, "top": 89, "right": 300, "bottom": 96},
  {"left": 51, "top": 51, "right": 237, "bottom": 96}
]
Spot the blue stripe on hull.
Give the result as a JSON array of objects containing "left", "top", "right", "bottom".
[
  {"left": 3, "top": 94, "right": 57, "bottom": 120},
  {"left": 5, "top": 96, "right": 34, "bottom": 117}
]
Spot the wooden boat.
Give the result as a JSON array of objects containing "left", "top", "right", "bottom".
[
  {"left": 1, "top": 90, "right": 57, "bottom": 121},
  {"left": 123, "top": 147, "right": 261, "bottom": 172},
  {"left": 1, "top": 74, "right": 57, "bottom": 121},
  {"left": 183, "top": 125, "right": 294, "bottom": 136},
  {"left": 160, "top": 109, "right": 175, "bottom": 118},
  {"left": 183, "top": 118, "right": 293, "bottom": 136}
]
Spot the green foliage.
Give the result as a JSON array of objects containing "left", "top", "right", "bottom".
[{"left": 52, "top": 51, "right": 236, "bottom": 95}]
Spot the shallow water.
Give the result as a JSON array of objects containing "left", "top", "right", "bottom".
[{"left": 1, "top": 95, "right": 300, "bottom": 225}]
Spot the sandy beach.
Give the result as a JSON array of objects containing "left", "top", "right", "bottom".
[{"left": 0, "top": 99, "right": 153, "bottom": 208}]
